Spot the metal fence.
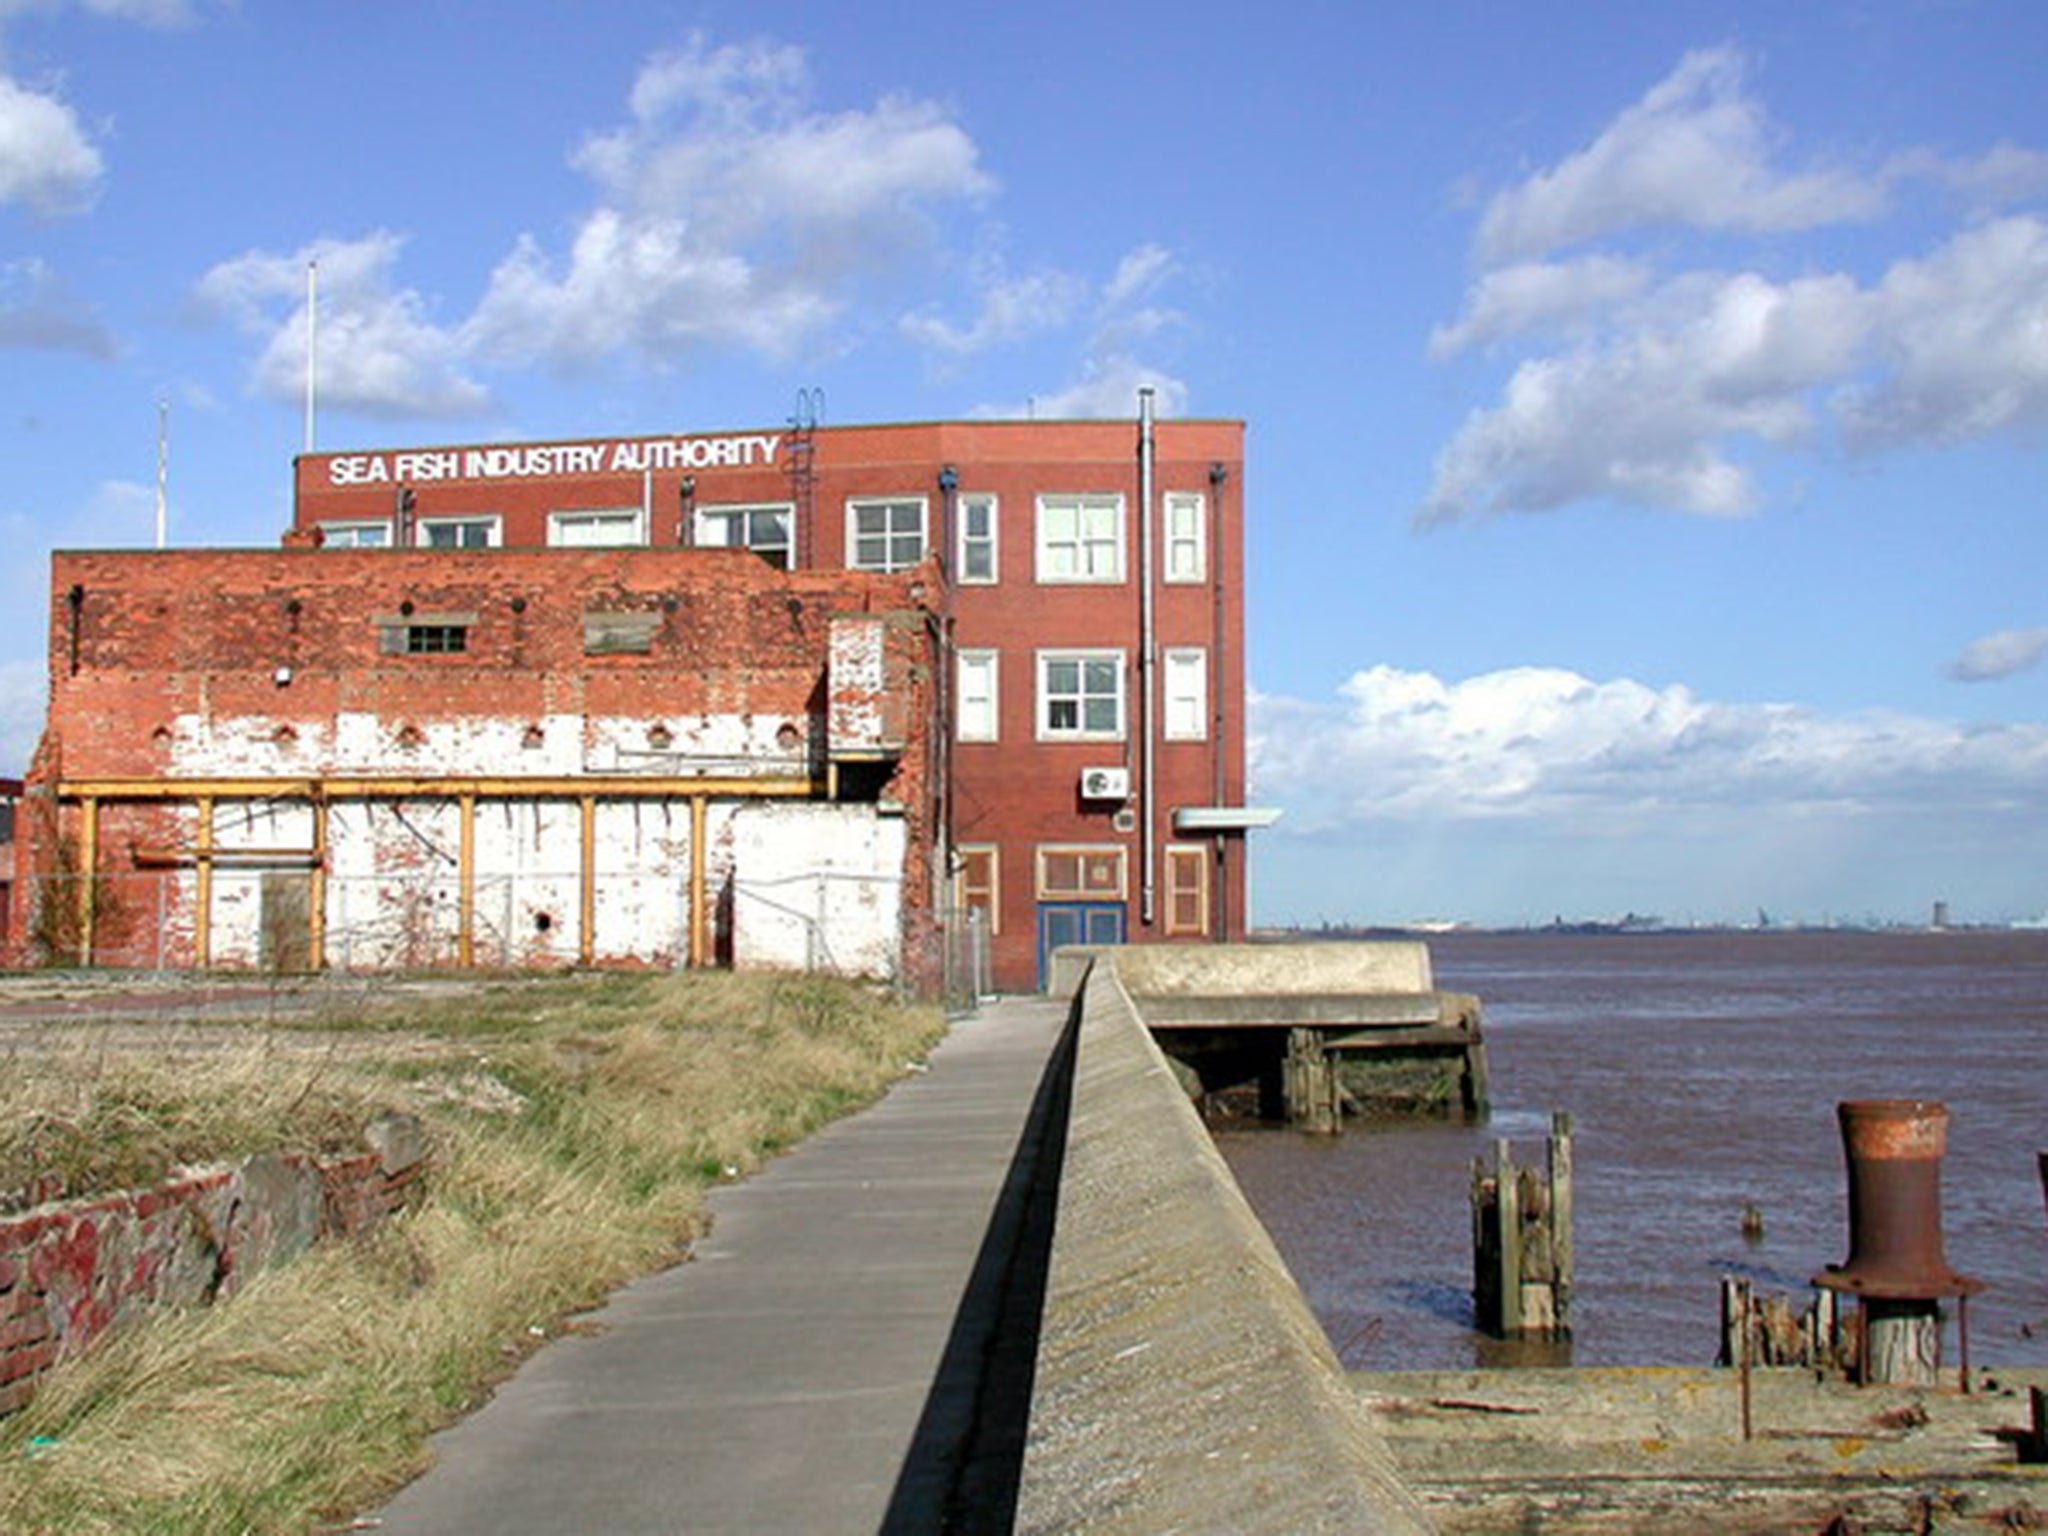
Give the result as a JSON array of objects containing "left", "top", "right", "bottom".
[{"left": 11, "top": 870, "right": 988, "bottom": 1005}]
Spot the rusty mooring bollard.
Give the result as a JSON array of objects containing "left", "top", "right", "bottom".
[{"left": 1813, "top": 1099, "right": 1983, "bottom": 1389}]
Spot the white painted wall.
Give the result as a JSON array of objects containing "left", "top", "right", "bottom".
[{"left": 727, "top": 803, "right": 906, "bottom": 978}]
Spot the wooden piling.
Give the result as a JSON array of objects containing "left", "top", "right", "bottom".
[
  {"left": 1471, "top": 1117, "right": 1572, "bottom": 1339},
  {"left": 1862, "top": 1299, "right": 1942, "bottom": 1387},
  {"left": 1284, "top": 1028, "right": 1339, "bottom": 1136}
]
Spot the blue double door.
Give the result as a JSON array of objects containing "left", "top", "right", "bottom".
[{"left": 1036, "top": 902, "right": 1126, "bottom": 989}]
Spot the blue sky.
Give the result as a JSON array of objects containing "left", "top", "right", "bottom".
[{"left": 4, "top": 0, "right": 2046, "bottom": 928}]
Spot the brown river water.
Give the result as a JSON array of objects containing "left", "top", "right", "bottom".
[{"left": 1216, "top": 929, "right": 2048, "bottom": 1371}]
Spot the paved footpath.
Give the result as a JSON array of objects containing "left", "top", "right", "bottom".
[{"left": 370, "top": 994, "right": 1072, "bottom": 1535}]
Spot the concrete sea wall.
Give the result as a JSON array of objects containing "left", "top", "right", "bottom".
[{"left": 1018, "top": 961, "right": 1432, "bottom": 1533}]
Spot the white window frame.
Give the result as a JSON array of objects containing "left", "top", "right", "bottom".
[
  {"left": 548, "top": 507, "right": 646, "bottom": 547},
  {"left": 957, "top": 492, "right": 998, "bottom": 584},
  {"left": 1037, "top": 649, "right": 1126, "bottom": 741},
  {"left": 1164, "top": 491, "right": 1206, "bottom": 584},
  {"left": 320, "top": 520, "right": 392, "bottom": 548},
  {"left": 696, "top": 503, "right": 794, "bottom": 568},
  {"left": 1163, "top": 647, "right": 1208, "bottom": 741},
  {"left": 1035, "top": 494, "right": 1125, "bottom": 584},
  {"left": 417, "top": 514, "right": 501, "bottom": 549},
  {"left": 847, "top": 497, "right": 928, "bottom": 572},
  {"left": 957, "top": 648, "right": 999, "bottom": 743}
]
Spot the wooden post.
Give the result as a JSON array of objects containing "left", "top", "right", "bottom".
[
  {"left": 77, "top": 795, "right": 99, "bottom": 964},
  {"left": 1863, "top": 1298, "right": 1942, "bottom": 1386},
  {"left": 1495, "top": 1137, "right": 1523, "bottom": 1336},
  {"left": 689, "top": 795, "right": 708, "bottom": 968},
  {"left": 457, "top": 793, "right": 476, "bottom": 969},
  {"left": 1285, "top": 1028, "right": 1338, "bottom": 1135},
  {"left": 308, "top": 798, "right": 328, "bottom": 971},
  {"left": 578, "top": 794, "right": 596, "bottom": 967},
  {"left": 194, "top": 794, "right": 214, "bottom": 968},
  {"left": 1549, "top": 1111, "right": 1574, "bottom": 1327}
]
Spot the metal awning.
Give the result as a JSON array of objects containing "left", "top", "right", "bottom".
[{"left": 1172, "top": 805, "right": 1283, "bottom": 832}]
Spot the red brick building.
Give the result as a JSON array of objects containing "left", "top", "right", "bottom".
[{"left": 24, "top": 401, "right": 1267, "bottom": 991}]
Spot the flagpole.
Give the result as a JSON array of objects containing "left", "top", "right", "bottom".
[
  {"left": 304, "top": 259, "right": 318, "bottom": 454},
  {"left": 155, "top": 397, "right": 169, "bottom": 549}
]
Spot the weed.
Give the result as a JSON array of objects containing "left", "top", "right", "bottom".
[{"left": 0, "top": 969, "right": 945, "bottom": 1534}]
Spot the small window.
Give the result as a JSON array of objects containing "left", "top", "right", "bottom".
[
  {"left": 321, "top": 521, "right": 391, "bottom": 548},
  {"left": 1164, "top": 648, "right": 1208, "bottom": 741},
  {"left": 418, "top": 516, "right": 500, "bottom": 549},
  {"left": 376, "top": 610, "right": 478, "bottom": 656},
  {"left": 404, "top": 624, "right": 467, "bottom": 654},
  {"left": 1164, "top": 845, "right": 1209, "bottom": 937},
  {"left": 698, "top": 504, "right": 794, "bottom": 569},
  {"left": 1036, "top": 845, "right": 1127, "bottom": 901},
  {"left": 1038, "top": 650, "right": 1125, "bottom": 741},
  {"left": 957, "top": 493, "right": 997, "bottom": 584},
  {"left": 957, "top": 649, "right": 999, "bottom": 742},
  {"left": 956, "top": 845, "right": 999, "bottom": 934},
  {"left": 1036, "top": 494, "right": 1123, "bottom": 583},
  {"left": 585, "top": 611, "right": 659, "bottom": 656},
  {"left": 550, "top": 509, "right": 645, "bottom": 547},
  {"left": 1164, "top": 492, "right": 1205, "bottom": 583},
  {"left": 848, "top": 498, "right": 927, "bottom": 572}
]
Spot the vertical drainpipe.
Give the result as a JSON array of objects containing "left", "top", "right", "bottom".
[
  {"left": 936, "top": 465, "right": 959, "bottom": 928},
  {"left": 1138, "top": 389, "right": 1157, "bottom": 929},
  {"left": 1209, "top": 461, "right": 1230, "bottom": 942}
]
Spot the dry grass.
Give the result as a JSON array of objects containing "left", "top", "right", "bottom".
[{"left": 0, "top": 970, "right": 946, "bottom": 1534}]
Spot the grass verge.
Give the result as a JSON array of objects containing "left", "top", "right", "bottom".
[{"left": 0, "top": 970, "right": 946, "bottom": 1534}]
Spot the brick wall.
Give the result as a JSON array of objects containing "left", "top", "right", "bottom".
[
  {"left": 0, "top": 1114, "right": 425, "bottom": 1418},
  {"left": 18, "top": 548, "right": 941, "bottom": 982}
]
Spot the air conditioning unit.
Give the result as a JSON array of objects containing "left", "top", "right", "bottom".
[{"left": 1080, "top": 766, "right": 1131, "bottom": 801}]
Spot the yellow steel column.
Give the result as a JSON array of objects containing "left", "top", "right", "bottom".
[
  {"left": 194, "top": 796, "right": 215, "bottom": 968},
  {"left": 78, "top": 796, "right": 99, "bottom": 965},
  {"left": 457, "top": 793, "right": 476, "bottom": 969},
  {"left": 309, "top": 799, "right": 328, "bottom": 970},
  {"left": 689, "top": 795, "right": 709, "bottom": 968},
  {"left": 579, "top": 795, "right": 596, "bottom": 967}
]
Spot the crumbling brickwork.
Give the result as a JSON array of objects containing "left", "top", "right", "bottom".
[
  {"left": 0, "top": 1115, "right": 426, "bottom": 1419},
  {"left": 19, "top": 548, "right": 940, "bottom": 983}
]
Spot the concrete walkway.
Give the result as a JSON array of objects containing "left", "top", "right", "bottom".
[{"left": 371, "top": 994, "right": 1074, "bottom": 1535}]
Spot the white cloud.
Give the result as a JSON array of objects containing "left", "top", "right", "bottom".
[
  {"left": 1429, "top": 255, "right": 1652, "bottom": 357},
  {"left": 0, "top": 656, "right": 46, "bottom": 775},
  {"left": 1840, "top": 216, "right": 2048, "bottom": 447},
  {"left": 466, "top": 33, "right": 992, "bottom": 371},
  {"left": 899, "top": 265, "right": 1087, "bottom": 357},
  {"left": 1898, "top": 141, "right": 2048, "bottom": 209},
  {"left": 1425, "top": 267, "right": 1864, "bottom": 520},
  {"left": 1474, "top": 47, "right": 1885, "bottom": 267},
  {"left": 0, "top": 256, "right": 114, "bottom": 355},
  {"left": 195, "top": 233, "right": 489, "bottom": 419},
  {"left": 0, "top": 71, "right": 103, "bottom": 215},
  {"left": 1427, "top": 48, "right": 2048, "bottom": 521},
  {"left": 1252, "top": 664, "right": 2048, "bottom": 829},
  {"left": 1002, "top": 355, "right": 1189, "bottom": 421},
  {"left": 1949, "top": 627, "right": 2048, "bottom": 683}
]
